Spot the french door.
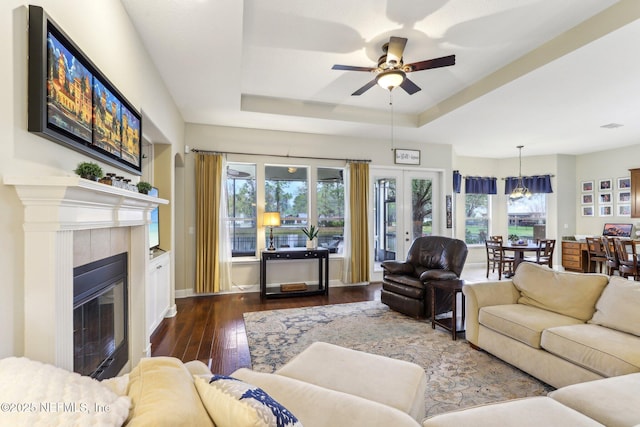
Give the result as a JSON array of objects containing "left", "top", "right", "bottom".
[{"left": 370, "top": 167, "right": 441, "bottom": 280}]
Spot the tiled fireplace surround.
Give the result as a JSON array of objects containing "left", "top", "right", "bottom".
[{"left": 6, "top": 176, "right": 167, "bottom": 373}]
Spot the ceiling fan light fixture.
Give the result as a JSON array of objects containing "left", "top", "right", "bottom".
[{"left": 376, "top": 69, "right": 405, "bottom": 91}]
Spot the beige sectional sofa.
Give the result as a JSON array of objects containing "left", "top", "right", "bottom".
[
  {"left": 463, "top": 262, "right": 640, "bottom": 389},
  {"left": 0, "top": 342, "right": 427, "bottom": 427},
  {"left": 423, "top": 372, "right": 640, "bottom": 426}
]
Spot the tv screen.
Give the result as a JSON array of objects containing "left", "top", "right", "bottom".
[
  {"left": 149, "top": 187, "right": 160, "bottom": 249},
  {"left": 602, "top": 223, "right": 633, "bottom": 238}
]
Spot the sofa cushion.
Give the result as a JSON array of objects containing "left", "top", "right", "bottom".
[
  {"left": 589, "top": 276, "right": 640, "bottom": 336},
  {"left": 479, "top": 304, "right": 583, "bottom": 348},
  {"left": 0, "top": 357, "right": 131, "bottom": 427},
  {"left": 549, "top": 373, "right": 640, "bottom": 427},
  {"left": 422, "top": 396, "right": 604, "bottom": 427},
  {"left": 232, "top": 368, "right": 421, "bottom": 427},
  {"left": 194, "top": 374, "right": 302, "bottom": 427},
  {"left": 541, "top": 324, "right": 640, "bottom": 377},
  {"left": 512, "top": 262, "right": 608, "bottom": 321},
  {"left": 275, "top": 341, "right": 427, "bottom": 421},
  {"left": 126, "top": 356, "right": 213, "bottom": 427}
]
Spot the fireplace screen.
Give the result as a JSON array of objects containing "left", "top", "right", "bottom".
[{"left": 73, "top": 253, "right": 128, "bottom": 379}]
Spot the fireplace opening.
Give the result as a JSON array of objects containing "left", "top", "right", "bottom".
[{"left": 73, "top": 252, "right": 128, "bottom": 380}]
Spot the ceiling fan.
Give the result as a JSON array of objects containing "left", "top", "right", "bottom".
[{"left": 332, "top": 36, "right": 455, "bottom": 96}]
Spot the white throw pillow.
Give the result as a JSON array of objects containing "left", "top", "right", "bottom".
[
  {"left": 589, "top": 276, "right": 640, "bottom": 336},
  {"left": 194, "top": 374, "right": 303, "bottom": 427},
  {"left": 0, "top": 357, "right": 130, "bottom": 427}
]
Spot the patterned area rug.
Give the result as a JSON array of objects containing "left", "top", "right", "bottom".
[{"left": 243, "top": 300, "right": 554, "bottom": 417}]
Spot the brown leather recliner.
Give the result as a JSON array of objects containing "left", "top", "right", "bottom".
[{"left": 381, "top": 236, "right": 468, "bottom": 318}]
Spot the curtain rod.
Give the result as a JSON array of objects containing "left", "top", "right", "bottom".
[{"left": 191, "top": 148, "right": 370, "bottom": 163}]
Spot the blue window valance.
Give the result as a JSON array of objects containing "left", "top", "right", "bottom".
[
  {"left": 504, "top": 175, "right": 553, "bottom": 194},
  {"left": 465, "top": 176, "right": 497, "bottom": 194},
  {"left": 453, "top": 170, "right": 462, "bottom": 193}
]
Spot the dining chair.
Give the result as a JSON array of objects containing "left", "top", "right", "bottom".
[
  {"left": 614, "top": 239, "right": 640, "bottom": 280},
  {"left": 600, "top": 236, "right": 619, "bottom": 276},
  {"left": 485, "top": 240, "right": 514, "bottom": 280},
  {"left": 524, "top": 239, "right": 555, "bottom": 268},
  {"left": 586, "top": 236, "right": 607, "bottom": 273}
]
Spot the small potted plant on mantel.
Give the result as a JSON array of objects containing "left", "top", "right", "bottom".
[
  {"left": 136, "top": 181, "right": 152, "bottom": 194},
  {"left": 301, "top": 224, "right": 319, "bottom": 249},
  {"left": 74, "top": 161, "right": 104, "bottom": 181}
]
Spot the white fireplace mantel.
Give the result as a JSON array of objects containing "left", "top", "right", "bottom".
[
  {"left": 5, "top": 175, "right": 169, "bottom": 372},
  {"left": 5, "top": 175, "right": 168, "bottom": 231}
]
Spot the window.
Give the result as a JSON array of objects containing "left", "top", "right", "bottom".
[
  {"left": 226, "top": 163, "right": 256, "bottom": 256},
  {"left": 465, "top": 194, "right": 490, "bottom": 244},
  {"left": 507, "top": 194, "right": 546, "bottom": 241},
  {"left": 265, "top": 165, "right": 309, "bottom": 248},
  {"left": 317, "top": 167, "right": 344, "bottom": 253}
]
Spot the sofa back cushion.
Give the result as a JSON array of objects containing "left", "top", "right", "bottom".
[
  {"left": 512, "top": 263, "right": 608, "bottom": 321},
  {"left": 589, "top": 276, "right": 640, "bottom": 336}
]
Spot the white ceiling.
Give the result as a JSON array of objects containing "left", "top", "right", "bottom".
[{"left": 121, "top": 0, "right": 640, "bottom": 158}]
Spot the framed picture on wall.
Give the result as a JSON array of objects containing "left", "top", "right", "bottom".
[
  {"left": 618, "top": 204, "right": 631, "bottom": 216},
  {"left": 599, "top": 192, "right": 612, "bottom": 204},
  {"left": 599, "top": 179, "right": 612, "bottom": 191},
  {"left": 617, "top": 177, "right": 631, "bottom": 189},
  {"left": 617, "top": 191, "right": 631, "bottom": 203},
  {"left": 582, "top": 206, "right": 594, "bottom": 216},
  {"left": 581, "top": 181, "right": 594, "bottom": 192},
  {"left": 581, "top": 194, "right": 593, "bottom": 204},
  {"left": 599, "top": 205, "right": 613, "bottom": 217}
]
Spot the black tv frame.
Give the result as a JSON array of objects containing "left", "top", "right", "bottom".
[{"left": 28, "top": 5, "right": 142, "bottom": 176}]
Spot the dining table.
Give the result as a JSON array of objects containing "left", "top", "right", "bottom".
[{"left": 501, "top": 241, "right": 542, "bottom": 277}]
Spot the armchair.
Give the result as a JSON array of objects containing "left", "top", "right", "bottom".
[{"left": 381, "top": 236, "right": 468, "bottom": 318}]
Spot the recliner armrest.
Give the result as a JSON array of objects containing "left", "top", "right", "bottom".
[{"left": 381, "top": 261, "right": 414, "bottom": 275}]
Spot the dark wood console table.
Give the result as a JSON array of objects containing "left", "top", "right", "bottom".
[
  {"left": 429, "top": 279, "right": 465, "bottom": 340},
  {"left": 260, "top": 248, "right": 329, "bottom": 299}
]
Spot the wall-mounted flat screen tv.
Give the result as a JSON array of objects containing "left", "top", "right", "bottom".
[
  {"left": 602, "top": 223, "right": 633, "bottom": 238},
  {"left": 148, "top": 187, "right": 160, "bottom": 250},
  {"left": 28, "top": 5, "right": 142, "bottom": 175}
]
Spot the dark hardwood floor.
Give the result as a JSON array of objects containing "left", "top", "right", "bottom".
[{"left": 150, "top": 283, "right": 381, "bottom": 375}]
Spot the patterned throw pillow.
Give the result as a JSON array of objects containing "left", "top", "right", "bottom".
[{"left": 194, "top": 374, "right": 302, "bottom": 427}]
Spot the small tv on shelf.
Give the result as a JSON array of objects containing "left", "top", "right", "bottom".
[
  {"left": 602, "top": 223, "right": 633, "bottom": 238},
  {"left": 148, "top": 187, "right": 160, "bottom": 250}
]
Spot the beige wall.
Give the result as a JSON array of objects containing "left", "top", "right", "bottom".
[{"left": 0, "top": 1, "right": 184, "bottom": 359}]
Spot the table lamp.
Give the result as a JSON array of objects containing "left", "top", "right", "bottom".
[{"left": 263, "top": 212, "right": 281, "bottom": 251}]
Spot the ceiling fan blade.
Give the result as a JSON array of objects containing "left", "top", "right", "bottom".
[
  {"left": 351, "top": 79, "right": 377, "bottom": 96},
  {"left": 405, "top": 54, "right": 456, "bottom": 72},
  {"left": 400, "top": 78, "right": 421, "bottom": 95},
  {"left": 332, "top": 64, "right": 376, "bottom": 72},
  {"left": 386, "top": 36, "right": 407, "bottom": 67}
]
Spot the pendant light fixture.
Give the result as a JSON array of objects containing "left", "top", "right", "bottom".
[{"left": 509, "top": 145, "right": 532, "bottom": 201}]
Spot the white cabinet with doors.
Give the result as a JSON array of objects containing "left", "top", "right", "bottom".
[{"left": 147, "top": 251, "right": 171, "bottom": 338}]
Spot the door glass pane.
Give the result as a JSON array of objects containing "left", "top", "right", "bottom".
[
  {"left": 411, "top": 178, "right": 432, "bottom": 241},
  {"left": 374, "top": 178, "right": 396, "bottom": 263}
]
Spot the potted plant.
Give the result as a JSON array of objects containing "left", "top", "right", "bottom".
[
  {"left": 74, "top": 162, "right": 104, "bottom": 181},
  {"left": 301, "top": 224, "right": 319, "bottom": 249},
  {"left": 137, "top": 181, "right": 153, "bottom": 194}
]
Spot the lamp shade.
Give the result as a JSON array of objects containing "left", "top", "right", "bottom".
[
  {"left": 376, "top": 69, "right": 405, "bottom": 90},
  {"left": 263, "top": 212, "right": 281, "bottom": 227}
]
